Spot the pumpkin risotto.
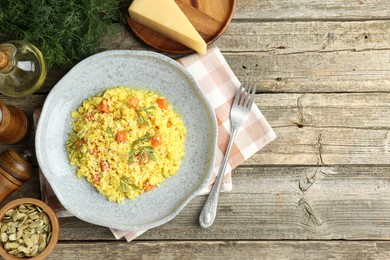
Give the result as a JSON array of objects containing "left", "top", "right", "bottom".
[{"left": 66, "top": 87, "right": 186, "bottom": 203}]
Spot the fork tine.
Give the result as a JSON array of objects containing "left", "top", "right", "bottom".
[
  {"left": 233, "top": 83, "right": 244, "bottom": 105},
  {"left": 237, "top": 82, "right": 249, "bottom": 106},
  {"left": 246, "top": 82, "right": 257, "bottom": 110},
  {"left": 241, "top": 82, "right": 253, "bottom": 108}
]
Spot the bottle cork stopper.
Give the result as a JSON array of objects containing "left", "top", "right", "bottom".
[
  {"left": 0, "top": 48, "right": 12, "bottom": 72},
  {"left": 0, "top": 51, "right": 7, "bottom": 68}
]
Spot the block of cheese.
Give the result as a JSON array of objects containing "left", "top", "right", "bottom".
[{"left": 128, "top": 0, "right": 207, "bottom": 55}]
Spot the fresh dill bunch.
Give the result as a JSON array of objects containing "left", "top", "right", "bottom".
[{"left": 0, "top": 0, "right": 124, "bottom": 68}]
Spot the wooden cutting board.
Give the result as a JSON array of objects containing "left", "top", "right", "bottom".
[{"left": 124, "top": 0, "right": 236, "bottom": 54}]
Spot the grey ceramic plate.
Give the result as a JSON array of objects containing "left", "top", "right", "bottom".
[{"left": 35, "top": 50, "right": 217, "bottom": 231}]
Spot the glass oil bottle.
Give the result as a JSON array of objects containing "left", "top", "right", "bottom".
[{"left": 0, "top": 40, "right": 47, "bottom": 97}]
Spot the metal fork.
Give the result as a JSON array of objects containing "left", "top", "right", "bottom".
[{"left": 199, "top": 81, "right": 257, "bottom": 228}]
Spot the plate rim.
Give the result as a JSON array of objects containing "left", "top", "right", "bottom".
[{"left": 35, "top": 50, "right": 218, "bottom": 230}]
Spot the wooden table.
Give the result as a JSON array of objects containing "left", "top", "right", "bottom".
[{"left": 2, "top": 1, "right": 390, "bottom": 259}]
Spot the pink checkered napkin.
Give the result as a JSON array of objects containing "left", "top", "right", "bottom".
[
  {"left": 110, "top": 47, "right": 276, "bottom": 241},
  {"left": 36, "top": 47, "right": 276, "bottom": 242}
]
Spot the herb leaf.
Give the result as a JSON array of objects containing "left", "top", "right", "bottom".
[
  {"left": 107, "top": 126, "right": 114, "bottom": 138},
  {"left": 135, "top": 106, "right": 155, "bottom": 126},
  {"left": 139, "top": 146, "right": 156, "bottom": 162},
  {"left": 66, "top": 133, "right": 83, "bottom": 162},
  {"left": 128, "top": 133, "right": 155, "bottom": 164},
  {"left": 119, "top": 176, "right": 139, "bottom": 195}
]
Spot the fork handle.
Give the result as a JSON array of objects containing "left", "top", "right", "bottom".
[{"left": 199, "top": 127, "right": 238, "bottom": 228}]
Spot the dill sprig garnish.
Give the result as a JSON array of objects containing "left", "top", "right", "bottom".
[
  {"left": 107, "top": 126, "right": 114, "bottom": 138},
  {"left": 139, "top": 146, "right": 156, "bottom": 161},
  {"left": 135, "top": 106, "right": 155, "bottom": 126},
  {"left": 128, "top": 133, "right": 155, "bottom": 164},
  {"left": 119, "top": 176, "right": 139, "bottom": 195},
  {"left": 66, "top": 133, "right": 78, "bottom": 153},
  {"left": 132, "top": 132, "right": 152, "bottom": 147},
  {"left": 0, "top": 0, "right": 123, "bottom": 67},
  {"left": 66, "top": 133, "right": 83, "bottom": 162}
]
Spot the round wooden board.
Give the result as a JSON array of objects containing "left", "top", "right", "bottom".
[{"left": 123, "top": 0, "right": 236, "bottom": 54}]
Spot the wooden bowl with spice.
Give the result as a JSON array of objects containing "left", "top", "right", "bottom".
[{"left": 0, "top": 198, "right": 59, "bottom": 259}]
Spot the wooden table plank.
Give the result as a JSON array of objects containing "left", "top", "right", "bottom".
[
  {"left": 103, "top": 21, "right": 390, "bottom": 54},
  {"left": 99, "top": 22, "right": 390, "bottom": 93},
  {"left": 224, "top": 50, "right": 390, "bottom": 93},
  {"left": 235, "top": 0, "right": 390, "bottom": 20},
  {"left": 47, "top": 240, "right": 390, "bottom": 260},
  {"left": 217, "top": 21, "right": 390, "bottom": 53}
]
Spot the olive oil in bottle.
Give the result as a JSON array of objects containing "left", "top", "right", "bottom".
[{"left": 0, "top": 41, "right": 47, "bottom": 98}]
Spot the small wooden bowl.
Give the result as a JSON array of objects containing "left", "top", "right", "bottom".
[{"left": 0, "top": 198, "right": 59, "bottom": 260}]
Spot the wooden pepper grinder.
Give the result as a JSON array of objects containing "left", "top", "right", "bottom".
[
  {"left": 0, "top": 150, "right": 33, "bottom": 203},
  {"left": 0, "top": 100, "right": 29, "bottom": 144}
]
